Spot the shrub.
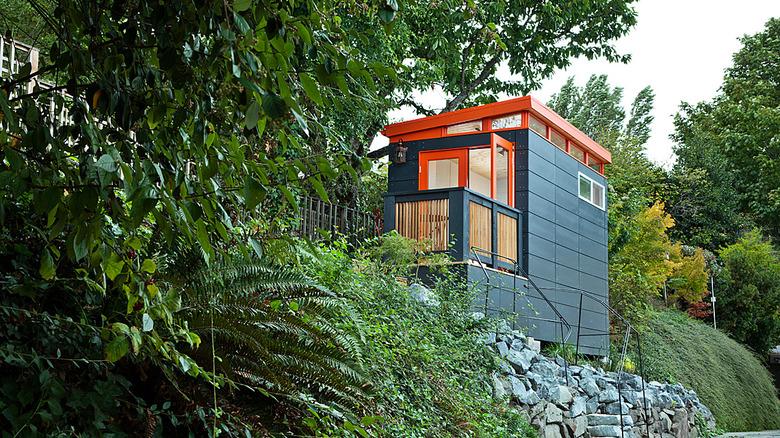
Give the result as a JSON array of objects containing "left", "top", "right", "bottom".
[
  {"left": 716, "top": 230, "right": 780, "bottom": 354},
  {"left": 305, "top": 239, "right": 536, "bottom": 437},
  {"left": 641, "top": 310, "right": 780, "bottom": 431}
]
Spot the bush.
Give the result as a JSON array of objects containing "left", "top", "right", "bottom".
[
  {"left": 305, "top": 238, "right": 536, "bottom": 437},
  {"left": 641, "top": 310, "right": 780, "bottom": 431},
  {"left": 716, "top": 230, "right": 780, "bottom": 354}
]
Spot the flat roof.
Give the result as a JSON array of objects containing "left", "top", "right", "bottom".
[{"left": 382, "top": 95, "right": 612, "bottom": 164}]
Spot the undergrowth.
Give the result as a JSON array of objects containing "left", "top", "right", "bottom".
[
  {"left": 641, "top": 309, "right": 780, "bottom": 431},
  {"left": 300, "top": 238, "right": 536, "bottom": 437}
]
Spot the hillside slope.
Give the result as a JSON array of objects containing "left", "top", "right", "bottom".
[{"left": 641, "top": 310, "right": 780, "bottom": 431}]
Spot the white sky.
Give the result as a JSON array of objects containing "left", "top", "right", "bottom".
[{"left": 372, "top": 0, "right": 780, "bottom": 167}]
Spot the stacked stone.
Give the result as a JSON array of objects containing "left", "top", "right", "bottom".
[{"left": 485, "top": 329, "right": 716, "bottom": 438}]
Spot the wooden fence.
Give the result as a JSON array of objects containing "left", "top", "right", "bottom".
[{"left": 298, "top": 196, "right": 383, "bottom": 242}]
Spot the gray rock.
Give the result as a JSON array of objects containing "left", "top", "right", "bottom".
[
  {"left": 496, "top": 341, "right": 509, "bottom": 358},
  {"left": 604, "top": 402, "right": 630, "bottom": 415},
  {"left": 549, "top": 385, "right": 573, "bottom": 407},
  {"left": 511, "top": 376, "right": 541, "bottom": 405},
  {"left": 599, "top": 388, "right": 619, "bottom": 403},
  {"left": 531, "top": 360, "right": 560, "bottom": 380},
  {"left": 569, "top": 396, "right": 587, "bottom": 417},
  {"left": 509, "top": 375, "right": 527, "bottom": 394},
  {"left": 526, "top": 336, "right": 542, "bottom": 352},
  {"left": 480, "top": 331, "right": 496, "bottom": 345},
  {"left": 507, "top": 348, "right": 535, "bottom": 373},
  {"left": 586, "top": 396, "right": 599, "bottom": 414},
  {"left": 408, "top": 283, "right": 439, "bottom": 306},
  {"left": 543, "top": 424, "right": 563, "bottom": 438},
  {"left": 587, "top": 414, "right": 622, "bottom": 426},
  {"left": 580, "top": 377, "right": 600, "bottom": 397},
  {"left": 492, "top": 374, "right": 509, "bottom": 399},
  {"left": 621, "top": 390, "right": 640, "bottom": 406},
  {"left": 587, "top": 425, "right": 622, "bottom": 437},
  {"left": 564, "top": 416, "right": 588, "bottom": 437},
  {"left": 659, "top": 411, "right": 672, "bottom": 433},
  {"left": 545, "top": 403, "right": 564, "bottom": 424}
]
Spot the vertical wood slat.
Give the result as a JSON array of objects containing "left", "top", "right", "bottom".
[
  {"left": 469, "top": 202, "right": 492, "bottom": 255},
  {"left": 497, "top": 213, "right": 518, "bottom": 264},
  {"left": 395, "top": 199, "right": 449, "bottom": 251}
]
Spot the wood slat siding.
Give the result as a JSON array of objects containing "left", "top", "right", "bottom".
[
  {"left": 395, "top": 199, "right": 449, "bottom": 251},
  {"left": 497, "top": 213, "right": 518, "bottom": 264},
  {"left": 469, "top": 202, "right": 492, "bottom": 254}
]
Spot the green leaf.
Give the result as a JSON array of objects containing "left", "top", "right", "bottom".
[
  {"left": 245, "top": 100, "right": 260, "bottom": 129},
  {"left": 234, "top": 0, "right": 251, "bottom": 12},
  {"left": 299, "top": 73, "right": 323, "bottom": 105},
  {"left": 244, "top": 176, "right": 266, "bottom": 210},
  {"left": 310, "top": 177, "right": 329, "bottom": 201},
  {"left": 178, "top": 355, "right": 191, "bottom": 372},
  {"left": 104, "top": 254, "right": 125, "bottom": 281},
  {"left": 141, "top": 258, "right": 157, "bottom": 273},
  {"left": 249, "top": 237, "right": 263, "bottom": 258},
  {"left": 105, "top": 336, "right": 129, "bottom": 362},
  {"left": 142, "top": 313, "right": 154, "bottom": 332},
  {"left": 278, "top": 186, "right": 298, "bottom": 210},
  {"left": 39, "top": 248, "right": 56, "bottom": 280}
]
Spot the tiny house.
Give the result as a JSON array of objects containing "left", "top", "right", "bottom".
[{"left": 382, "top": 96, "right": 611, "bottom": 354}]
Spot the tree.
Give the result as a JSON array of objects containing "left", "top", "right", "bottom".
[
  {"left": 367, "top": 1, "right": 639, "bottom": 159},
  {"left": 716, "top": 230, "right": 780, "bottom": 354},
  {"left": 0, "top": 0, "right": 398, "bottom": 434},
  {"left": 670, "top": 18, "right": 780, "bottom": 242}
]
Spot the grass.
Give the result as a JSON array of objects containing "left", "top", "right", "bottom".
[{"left": 640, "top": 309, "right": 780, "bottom": 431}]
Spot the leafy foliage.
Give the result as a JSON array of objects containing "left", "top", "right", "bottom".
[
  {"left": 305, "top": 237, "right": 536, "bottom": 437},
  {"left": 716, "top": 230, "right": 780, "bottom": 354},
  {"left": 670, "top": 18, "right": 780, "bottom": 241},
  {"left": 171, "top": 252, "right": 366, "bottom": 409},
  {"left": 642, "top": 310, "right": 780, "bottom": 431}
]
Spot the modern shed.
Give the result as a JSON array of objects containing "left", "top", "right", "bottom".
[{"left": 382, "top": 96, "right": 611, "bottom": 355}]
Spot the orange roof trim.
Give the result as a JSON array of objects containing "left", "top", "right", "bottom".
[{"left": 382, "top": 95, "right": 612, "bottom": 164}]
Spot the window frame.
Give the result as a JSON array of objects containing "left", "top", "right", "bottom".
[
  {"left": 578, "top": 172, "right": 606, "bottom": 210},
  {"left": 417, "top": 134, "right": 514, "bottom": 207}
]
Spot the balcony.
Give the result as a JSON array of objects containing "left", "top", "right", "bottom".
[{"left": 383, "top": 187, "right": 522, "bottom": 271}]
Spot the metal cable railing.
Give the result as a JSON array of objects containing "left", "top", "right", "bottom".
[{"left": 470, "top": 248, "right": 650, "bottom": 438}]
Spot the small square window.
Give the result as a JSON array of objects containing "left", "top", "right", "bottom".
[
  {"left": 528, "top": 115, "right": 546, "bottom": 138},
  {"left": 578, "top": 172, "right": 605, "bottom": 210},
  {"left": 447, "top": 120, "right": 482, "bottom": 134},
  {"left": 550, "top": 130, "right": 566, "bottom": 151},
  {"left": 570, "top": 145, "right": 585, "bottom": 163},
  {"left": 491, "top": 113, "right": 522, "bottom": 130}
]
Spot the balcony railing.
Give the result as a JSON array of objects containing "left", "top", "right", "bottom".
[{"left": 384, "top": 187, "right": 522, "bottom": 269}]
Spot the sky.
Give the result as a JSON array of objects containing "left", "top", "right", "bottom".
[{"left": 372, "top": 0, "right": 780, "bottom": 167}]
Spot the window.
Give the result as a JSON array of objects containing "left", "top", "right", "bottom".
[
  {"left": 491, "top": 113, "right": 522, "bottom": 130},
  {"left": 570, "top": 145, "right": 585, "bottom": 163},
  {"left": 528, "top": 115, "right": 546, "bottom": 138},
  {"left": 468, "top": 148, "right": 491, "bottom": 197},
  {"left": 418, "top": 135, "right": 513, "bottom": 206},
  {"left": 446, "top": 120, "right": 482, "bottom": 134},
  {"left": 550, "top": 129, "right": 566, "bottom": 151},
  {"left": 578, "top": 172, "right": 605, "bottom": 210},
  {"left": 419, "top": 149, "right": 468, "bottom": 190},
  {"left": 588, "top": 156, "right": 602, "bottom": 172},
  {"left": 428, "top": 158, "right": 460, "bottom": 189}
]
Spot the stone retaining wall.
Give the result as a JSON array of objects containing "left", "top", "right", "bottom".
[{"left": 486, "top": 328, "right": 716, "bottom": 438}]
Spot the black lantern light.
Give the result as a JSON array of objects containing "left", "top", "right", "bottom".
[{"left": 392, "top": 140, "right": 407, "bottom": 164}]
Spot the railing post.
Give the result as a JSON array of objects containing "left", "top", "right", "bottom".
[
  {"left": 448, "top": 190, "right": 467, "bottom": 262},
  {"left": 575, "top": 293, "right": 583, "bottom": 365},
  {"left": 491, "top": 202, "right": 498, "bottom": 268}
]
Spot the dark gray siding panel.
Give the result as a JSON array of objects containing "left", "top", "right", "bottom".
[{"left": 519, "top": 129, "right": 610, "bottom": 354}]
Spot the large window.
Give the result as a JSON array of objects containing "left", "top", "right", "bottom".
[
  {"left": 419, "top": 134, "right": 513, "bottom": 206},
  {"left": 578, "top": 172, "right": 605, "bottom": 210}
]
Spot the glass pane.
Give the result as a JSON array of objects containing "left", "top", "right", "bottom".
[
  {"left": 495, "top": 146, "right": 510, "bottom": 204},
  {"left": 428, "top": 158, "right": 459, "bottom": 189},
  {"left": 447, "top": 120, "right": 482, "bottom": 134},
  {"left": 588, "top": 156, "right": 601, "bottom": 172},
  {"left": 491, "top": 113, "right": 522, "bottom": 130},
  {"left": 571, "top": 145, "right": 585, "bottom": 163},
  {"left": 528, "top": 115, "right": 546, "bottom": 137},
  {"left": 468, "top": 148, "right": 491, "bottom": 197},
  {"left": 550, "top": 129, "right": 566, "bottom": 150},
  {"left": 592, "top": 183, "right": 604, "bottom": 208},
  {"left": 579, "top": 175, "right": 591, "bottom": 200}
]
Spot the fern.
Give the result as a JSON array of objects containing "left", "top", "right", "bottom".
[{"left": 169, "top": 252, "right": 366, "bottom": 410}]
